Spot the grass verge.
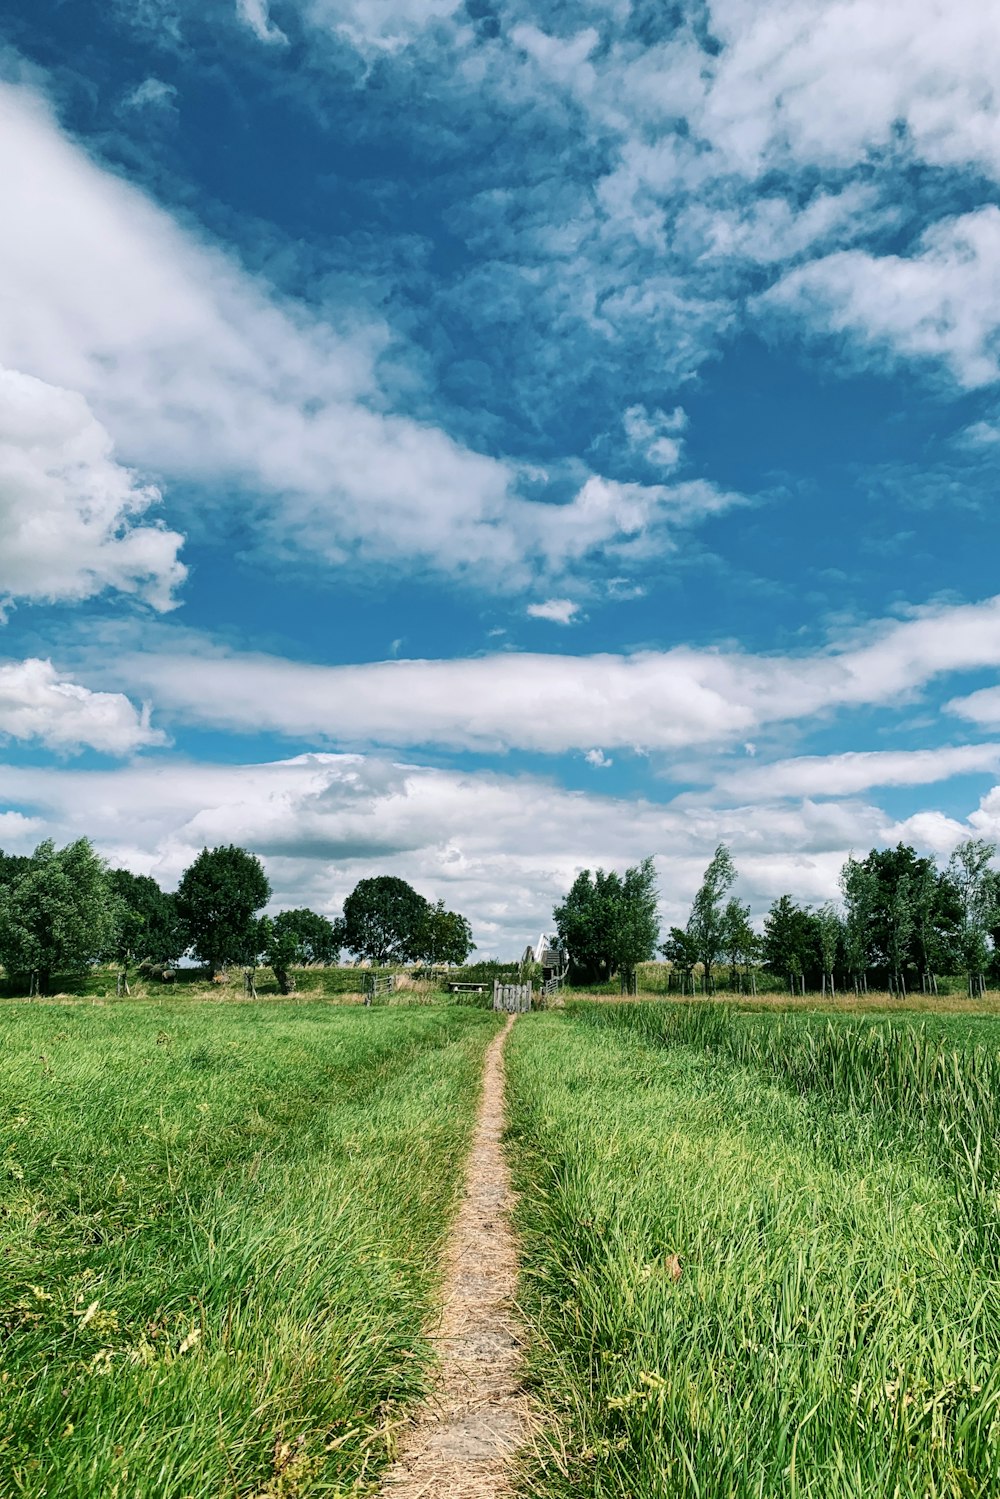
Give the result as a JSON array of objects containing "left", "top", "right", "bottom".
[
  {"left": 0, "top": 999, "right": 499, "bottom": 1497},
  {"left": 506, "top": 1005, "right": 1000, "bottom": 1498}
]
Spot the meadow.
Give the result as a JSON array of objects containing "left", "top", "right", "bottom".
[
  {"left": 6, "top": 976, "right": 1000, "bottom": 1498},
  {"left": 0, "top": 997, "right": 499, "bottom": 1497},
  {"left": 506, "top": 1002, "right": 1000, "bottom": 1499}
]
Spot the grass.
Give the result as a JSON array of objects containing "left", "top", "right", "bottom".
[
  {"left": 0, "top": 997, "right": 500, "bottom": 1497},
  {"left": 506, "top": 1003, "right": 1000, "bottom": 1498}
]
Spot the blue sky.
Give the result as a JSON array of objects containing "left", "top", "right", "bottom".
[{"left": 2, "top": 0, "right": 1000, "bottom": 950}]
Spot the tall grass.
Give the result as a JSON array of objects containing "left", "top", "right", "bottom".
[
  {"left": 507, "top": 1008, "right": 1000, "bottom": 1498},
  {"left": 0, "top": 999, "right": 499, "bottom": 1497}
]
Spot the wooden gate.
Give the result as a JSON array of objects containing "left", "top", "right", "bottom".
[{"left": 493, "top": 980, "right": 532, "bottom": 1013}]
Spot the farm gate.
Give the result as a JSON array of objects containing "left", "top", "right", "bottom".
[{"left": 493, "top": 980, "right": 533, "bottom": 1013}]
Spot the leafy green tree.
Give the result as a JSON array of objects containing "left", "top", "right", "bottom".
[
  {"left": 273, "top": 909, "right": 342, "bottom": 967},
  {"left": 686, "top": 844, "right": 736, "bottom": 995},
  {"left": 553, "top": 868, "right": 621, "bottom": 984},
  {"left": 415, "top": 900, "right": 475, "bottom": 966},
  {"left": 259, "top": 909, "right": 344, "bottom": 994},
  {"left": 342, "top": 876, "right": 428, "bottom": 965},
  {"left": 840, "top": 855, "right": 875, "bottom": 993},
  {"left": 660, "top": 926, "right": 699, "bottom": 993},
  {"left": 554, "top": 859, "right": 659, "bottom": 989},
  {"left": 0, "top": 839, "right": 118, "bottom": 995},
  {"left": 258, "top": 915, "right": 295, "bottom": 995},
  {"left": 106, "top": 869, "right": 184, "bottom": 978},
  {"left": 762, "top": 894, "right": 814, "bottom": 994},
  {"left": 721, "top": 897, "right": 758, "bottom": 992},
  {"left": 611, "top": 857, "right": 660, "bottom": 995},
  {"left": 948, "top": 838, "right": 997, "bottom": 998},
  {"left": 815, "top": 903, "right": 842, "bottom": 997},
  {"left": 0, "top": 850, "right": 30, "bottom": 889},
  {"left": 175, "top": 845, "right": 271, "bottom": 978}
]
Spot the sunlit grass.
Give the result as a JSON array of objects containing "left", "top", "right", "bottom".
[
  {"left": 0, "top": 999, "right": 499, "bottom": 1497},
  {"left": 507, "top": 1006, "right": 1000, "bottom": 1498}
]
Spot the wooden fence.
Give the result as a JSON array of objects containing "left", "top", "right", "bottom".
[{"left": 493, "top": 980, "right": 532, "bottom": 1013}]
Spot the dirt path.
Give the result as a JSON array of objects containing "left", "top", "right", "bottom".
[{"left": 381, "top": 1014, "right": 528, "bottom": 1499}]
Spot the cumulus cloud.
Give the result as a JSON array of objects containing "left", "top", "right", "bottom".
[
  {"left": 0, "top": 78, "right": 736, "bottom": 592},
  {"left": 698, "top": 0, "right": 1000, "bottom": 180},
  {"left": 0, "top": 365, "right": 186, "bottom": 612},
  {"left": 947, "top": 685, "right": 1000, "bottom": 727},
  {"left": 526, "top": 599, "right": 579, "bottom": 625},
  {"left": 761, "top": 208, "right": 1000, "bottom": 388},
  {"left": 0, "top": 659, "right": 162, "bottom": 754},
  {"left": 96, "top": 591, "right": 1000, "bottom": 755},
  {"left": 0, "top": 749, "right": 968, "bottom": 947}
]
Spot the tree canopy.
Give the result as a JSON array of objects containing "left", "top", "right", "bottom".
[
  {"left": 414, "top": 900, "right": 476, "bottom": 966},
  {"left": 342, "top": 876, "right": 428, "bottom": 965},
  {"left": 0, "top": 839, "right": 118, "bottom": 994},
  {"left": 174, "top": 845, "right": 272, "bottom": 976},
  {"left": 554, "top": 858, "right": 659, "bottom": 989},
  {"left": 106, "top": 868, "right": 185, "bottom": 970}
]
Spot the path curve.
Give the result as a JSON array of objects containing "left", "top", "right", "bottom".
[{"left": 381, "top": 1014, "right": 528, "bottom": 1499}]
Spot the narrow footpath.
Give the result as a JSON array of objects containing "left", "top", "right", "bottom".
[{"left": 381, "top": 1014, "right": 528, "bottom": 1499}]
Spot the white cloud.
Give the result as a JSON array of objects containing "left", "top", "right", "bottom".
[
  {"left": 0, "top": 364, "right": 186, "bottom": 612},
  {"left": 761, "top": 208, "right": 1000, "bottom": 388},
  {"left": 0, "top": 77, "right": 736, "bottom": 588},
  {"left": 0, "top": 749, "right": 962, "bottom": 947},
  {"left": 526, "top": 598, "right": 579, "bottom": 625},
  {"left": 698, "top": 0, "right": 1000, "bottom": 181},
  {"left": 0, "top": 659, "right": 162, "bottom": 754},
  {"left": 946, "top": 685, "right": 1000, "bottom": 727},
  {"left": 236, "top": 0, "right": 289, "bottom": 43},
  {"left": 121, "top": 78, "right": 178, "bottom": 111},
  {"left": 107, "top": 592, "right": 1000, "bottom": 755},
  {"left": 305, "top": 0, "right": 465, "bottom": 54},
  {"left": 584, "top": 748, "right": 612, "bottom": 768},
  {"left": 623, "top": 404, "right": 688, "bottom": 470},
  {"left": 710, "top": 744, "right": 1000, "bottom": 802}
]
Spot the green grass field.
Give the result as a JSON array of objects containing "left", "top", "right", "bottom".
[
  {"left": 507, "top": 1002, "right": 1000, "bottom": 1499},
  {"left": 7, "top": 986, "right": 1000, "bottom": 1498},
  {"left": 0, "top": 998, "right": 499, "bottom": 1497}
]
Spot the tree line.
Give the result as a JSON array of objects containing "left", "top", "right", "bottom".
[
  {"left": 554, "top": 838, "right": 1000, "bottom": 998},
  {"left": 0, "top": 842, "right": 474, "bottom": 995}
]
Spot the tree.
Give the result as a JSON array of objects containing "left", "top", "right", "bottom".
[
  {"left": 259, "top": 909, "right": 344, "bottom": 994},
  {"left": 175, "top": 846, "right": 271, "bottom": 978},
  {"left": 105, "top": 869, "right": 185, "bottom": 986},
  {"left": 272, "top": 909, "right": 342, "bottom": 967},
  {"left": 660, "top": 926, "right": 700, "bottom": 994},
  {"left": 840, "top": 855, "right": 875, "bottom": 993},
  {"left": 342, "top": 876, "right": 428, "bottom": 965},
  {"left": 948, "top": 838, "right": 997, "bottom": 998},
  {"left": 414, "top": 900, "right": 475, "bottom": 966},
  {"left": 554, "top": 858, "right": 660, "bottom": 990},
  {"left": 686, "top": 844, "right": 737, "bottom": 995},
  {"left": 611, "top": 857, "right": 660, "bottom": 995},
  {"left": 721, "top": 897, "right": 760, "bottom": 994},
  {"left": 762, "top": 894, "right": 813, "bottom": 995},
  {"left": 553, "top": 868, "right": 621, "bottom": 983},
  {"left": 815, "top": 903, "right": 842, "bottom": 998},
  {"left": 0, "top": 850, "right": 30, "bottom": 889},
  {"left": 0, "top": 839, "right": 118, "bottom": 995}
]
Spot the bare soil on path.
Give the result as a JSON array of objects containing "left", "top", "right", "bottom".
[{"left": 380, "top": 1014, "right": 529, "bottom": 1499}]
